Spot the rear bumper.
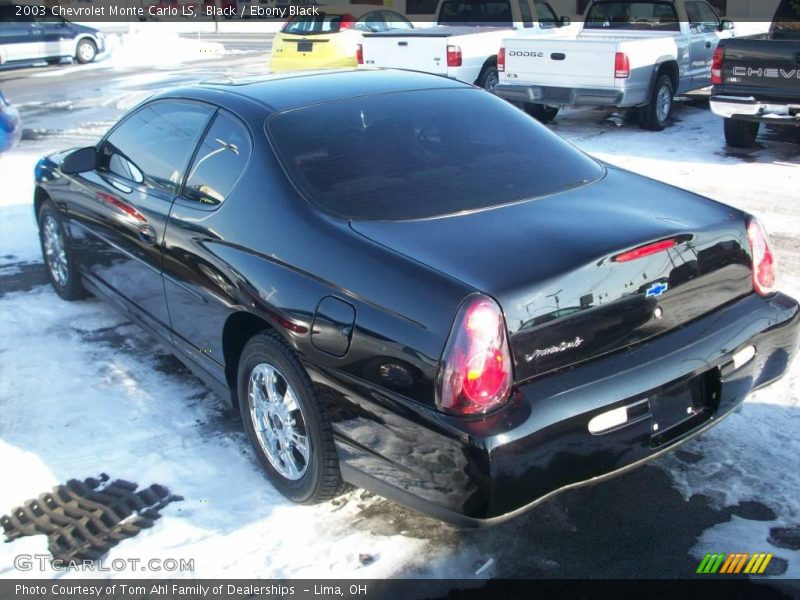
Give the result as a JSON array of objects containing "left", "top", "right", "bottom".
[
  {"left": 495, "top": 83, "right": 646, "bottom": 108},
  {"left": 327, "top": 292, "right": 800, "bottom": 526},
  {"left": 710, "top": 94, "right": 800, "bottom": 125},
  {"left": 269, "top": 55, "right": 357, "bottom": 73}
]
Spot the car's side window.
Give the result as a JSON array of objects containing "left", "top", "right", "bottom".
[
  {"left": 355, "top": 11, "right": 388, "bottom": 32},
  {"left": 99, "top": 101, "right": 213, "bottom": 196},
  {"left": 382, "top": 10, "right": 413, "bottom": 30},
  {"left": 182, "top": 111, "right": 252, "bottom": 207}
]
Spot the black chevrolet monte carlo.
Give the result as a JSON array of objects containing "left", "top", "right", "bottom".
[{"left": 34, "top": 70, "right": 800, "bottom": 525}]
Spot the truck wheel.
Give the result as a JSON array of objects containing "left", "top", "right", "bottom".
[
  {"left": 724, "top": 118, "right": 759, "bottom": 148},
  {"left": 75, "top": 39, "right": 97, "bottom": 64},
  {"left": 238, "top": 331, "right": 349, "bottom": 504},
  {"left": 524, "top": 104, "right": 559, "bottom": 124},
  {"left": 476, "top": 64, "right": 499, "bottom": 93},
  {"left": 639, "top": 74, "right": 674, "bottom": 131}
]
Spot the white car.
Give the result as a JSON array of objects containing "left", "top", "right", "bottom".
[
  {"left": 496, "top": 0, "right": 735, "bottom": 129},
  {"left": 0, "top": 6, "right": 105, "bottom": 66}
]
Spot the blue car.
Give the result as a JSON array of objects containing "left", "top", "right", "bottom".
[
  {"left": 0, "top": 6, "right": 105, "bottom": 66},
  {"left": 0, "top": 91, "right": 21, "bottom": 153}
]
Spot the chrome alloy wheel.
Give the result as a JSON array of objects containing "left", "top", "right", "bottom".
[
  {"left": 248, "top": 362, "right": 310, "bottom": 480},
  {"left": 42, "top": 215, "right": 68, "bottom": 287},
  {"left": 77, "top": 41, "right": 95, "bottom": 63},
  {"left": 656, "top": 85, "right": 672, "bottom": 124}
]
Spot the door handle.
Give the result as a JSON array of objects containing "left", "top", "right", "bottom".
[
  {"left": 706, "top": 41, "right": 712, "bottom": 48},
  {"left": 138, "top": 224, "right": 157, "bottom": 246}
]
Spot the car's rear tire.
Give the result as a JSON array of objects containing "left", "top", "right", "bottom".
[
  {"left": 75, "top": 39, "right": 97, "bottom": 64},
  {"left": 524, "top": 103, "right": 560, "bottom": 124},
  {"left": 724, "top": 118, "right": 760, "bottom": 148},
  {"left": 37, "top": 201, "right": 88, "bottom": 301},
  {"left": 639, "top": 74, "right": 674, "bottom": 131},
  {"left": 476, "top": 63, "right": 499, "bottom": 93},
  {"left": 238, "top": 332, "right": 349, "bottom": 503}
]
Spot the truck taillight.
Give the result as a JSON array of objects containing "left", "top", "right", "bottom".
[
  {"left": 437, "top": 295, "right": 513, "bottom": 416},
  {"left": 711, "top": 46, "right": 725, "bottom": 85},
  {"left": 498, "top": 47, "right": 505, "bottom": 72},
  {"left": 747, "top": 217, "right": 777, "bottom": 297},
  {"left": 447, "top": 45, "right": 462, "bottom": 67},
  {"left": 356, "top": 43, "right": 363, "bottom": 65},
  {"left": 614, "top": 52, "right": 630, "bottom": 79}
]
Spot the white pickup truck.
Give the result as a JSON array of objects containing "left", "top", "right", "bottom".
[
  {"left": 495, "top": 0, "right": 736, "bottom": 130},
  {"left": 358, "top": 0, "right": 571, "bottom": 111}
]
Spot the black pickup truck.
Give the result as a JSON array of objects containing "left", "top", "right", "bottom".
[{"left": 710, "top": 0, "right": 800, "bottom": 148}]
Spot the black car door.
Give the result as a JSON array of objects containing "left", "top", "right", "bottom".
[
  {"left": 161, "top": 109, "right": 253, "bottom": 367},
  {"left": 68, "top": 100, "right": 214, "bottom": 335}
]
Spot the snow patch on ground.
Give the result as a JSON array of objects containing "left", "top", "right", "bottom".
[{"left": 30, "top": 31, "right": 228, "bottom": 78}]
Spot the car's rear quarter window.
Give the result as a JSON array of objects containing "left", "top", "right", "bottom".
[{"left": 266, "top": 88, "right": 603, "bottom": 221}]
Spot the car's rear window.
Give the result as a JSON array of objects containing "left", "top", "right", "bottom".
[
  {"left": 281, "top": 13, "right": 350, "bottom": 35},
  {"left": 266, "top": 88, "right": 603, "bottom": 221},
  {"left": 585, "top": 1, "right": 680, "bottom": 31}
]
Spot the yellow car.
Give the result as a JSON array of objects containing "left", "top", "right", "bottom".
[{"left": 270, "top": 5, "right": 413, "bottom": 72}]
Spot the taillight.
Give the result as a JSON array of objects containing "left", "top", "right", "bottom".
[
  {"left": 437, "top": 295, "right": 513, "bottom": 415},
  {"left": 614, "top": 52, "right": 630, "bottom": 79},
  {"left": 339, "top": 13, "right": 356, "bottom": 30},
  {"left": 711, "top": 46, "right": 725, "bottom": 85},
  {"left": 356, "top": 43, "right": 363, "bottom": 65},
  {"left": 447, "top": 45, "right": 462, "bottom": 67},
  {"left": 746, "top": 217, "right": 777, "bottom": 296},
  {"left": 498, "top": 47, "right": 505, "bottom": 72}
]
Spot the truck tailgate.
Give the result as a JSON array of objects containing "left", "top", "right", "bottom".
[
  {"left": 721, "top": 39, "right": 800, "bottom": 98},
  {"left": 503, "top": 38, "right": 618, "bottom": 90},
  {"left": 361, "top": 34, "right": 449, "bottom": 75}
]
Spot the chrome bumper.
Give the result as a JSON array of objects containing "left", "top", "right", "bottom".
[{"left": 710, "top": 95, "right": 800, "bottom": 122}]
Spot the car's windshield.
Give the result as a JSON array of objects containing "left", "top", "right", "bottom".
[
  {"left": 584, "top": 1, "right": 680, "bottom": 31},
  {"left": 266, "top": 88, "right": 603, "bottom": 221},
  {"left": 438, "top": 0, "right": 514, "bottom": 26}
]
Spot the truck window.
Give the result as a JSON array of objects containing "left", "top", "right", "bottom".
[
  {"left": 772, "top": 0, "right": 800, "bottom": 38},
  {"left": 584, "top": 1, "right": 680, "bottom": 31},
  {"left": 438, "top": 0, "right": 514, "bottom": 26},
  {"left": 685, "top": 1, "right": 720, "bottom": 32},
  {"left": 519, "top": 0, "right": 534, "bottom": 27},
  {"left": 534, "top": 0, "right": 559, "bottom": 27},
  {"left": 267, "top": 88, "right": 603, "bottom": 221}
]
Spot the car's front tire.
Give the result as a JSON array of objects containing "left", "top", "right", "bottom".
[
  {"left": 238, "top": 332, "right": 348, "bottom": 503},
  {"left": 75, "top": 39, "right": 97, "bottom": 64},
  {"left": 38, "top": 201, "right": 88, "bottom": 301},
  {"left": 724, "top": 118, "right": 760, "bottom": 148},
  {"left": 639, "top": 74, "right": 674, "bottom": 131}
]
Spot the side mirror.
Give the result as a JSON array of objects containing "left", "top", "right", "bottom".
[
  {"left": 720, "top": 19, "right": 735, "bottom": 31},
  {"left": 61, "top": 146, "right": 98, "bottom": 175},
  {"left": 559, "top": 15, "right": 571, "bottom": 27}
]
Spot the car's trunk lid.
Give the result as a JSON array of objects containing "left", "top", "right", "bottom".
[{"left": 350, "top": 167, "right": 753, "bottom": 382}]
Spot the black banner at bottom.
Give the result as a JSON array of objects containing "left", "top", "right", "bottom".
[{"left": 1, "top": 579, "right": 800, "bottom": 600}]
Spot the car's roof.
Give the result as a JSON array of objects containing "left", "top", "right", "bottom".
[{"left": 166, "top": 69, "right": 471, "bottom": 115}]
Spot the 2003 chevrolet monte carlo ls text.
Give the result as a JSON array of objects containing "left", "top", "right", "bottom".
[{"left": 34, "top": 70, "right": 800, "bottom": 526}]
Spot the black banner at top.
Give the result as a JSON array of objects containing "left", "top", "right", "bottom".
[{"left": 0, "top": 0, "right": 792, "bottom": 23}]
